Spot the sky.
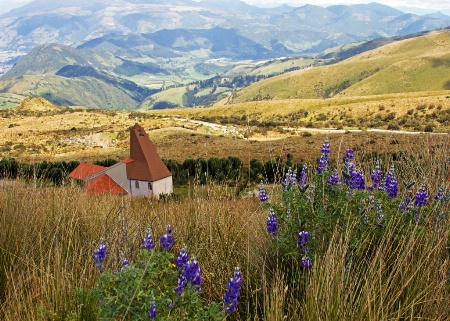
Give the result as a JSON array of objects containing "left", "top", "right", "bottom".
[{"left": 0, "top": 0, "right": 450, "bottom": 14}]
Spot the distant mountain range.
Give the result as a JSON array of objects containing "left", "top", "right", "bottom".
[
  {"left": 1, "top": 0, "right": 450, "bottom": 54},
  {"left": 1, "top": 1, "right": 450, "bottom": 110}
]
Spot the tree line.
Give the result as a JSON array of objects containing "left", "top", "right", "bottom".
[{"left": 0, "top": 154, "right": 305, "bottom": 187}]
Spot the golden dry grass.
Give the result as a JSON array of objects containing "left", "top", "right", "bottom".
[
  {"left": 0, "top": 183, "right": 267, "bottom": 320},
  {"left": 0, "top": 136, "right": 448, "bottom": 320},
  {"left": 1, "top": 92, "right": 450, "bottom": 166}
]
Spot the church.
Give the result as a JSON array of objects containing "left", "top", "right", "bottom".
[{"left": 68, "top": 123, "right": 173, "bottom": 198}]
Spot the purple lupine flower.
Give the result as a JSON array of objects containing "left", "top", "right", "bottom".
[
  {"left": 342, "top": 150, "right": 355, "bottom": 185},
  {"left": 414, "top": 184, "right": 428, "bottom": 207},
  {"left": 142, "top": 228, "right": 154, "bottom": 250},
  {"left": 259, "top": 181, "right": 268, "bottom": 202},
  {"left": 147, "top": 293, "right": 157, "bottom": 319},
  {"left": 317, "top": 153, "right": 328, "bottom": 174},
  {"left": 266, "top": 209, "right": 278, "bottom": 237},
  {"left": 93, "top": 239, "right": 107, "bottom": 271},
  {"left": 301, "top": 256, "right": 313, "bottom": 269},
  {"left": 399, "top": 188, "right": 413, "bottom": 218},
  {"left": 320, "top": 138, "right": 331, "bottom": 154},
  {"left": 174, "top": 273, "right": 188, "bottom": 293},
  {"left": 370, "top": 161, "right": 383, "bottom": 190},
  {"left": 317, "top": 138, "right": 330, "bottom": 174},
  {"left": 121, "top": 258, "right": 129, "bottom": 267},
  {"left": 160, "top": 225, "right": 174, "bottom": 249},
  {"left": 223, "top": 267, "right": 242, "bottom": 314},
  {"left": 298, "top": 231, "right": 310, "bottom": 255},
  {"left": 349, "top": 169, "right": 365, "bottom": 190},
  {"left": 434, "top": 186, "right": 444, "bottom": 200},
  {"left": 184, "top": 257, "right": 203, "bottom": 290},
  {"left": 344, "top": 149, "right": 355, "bottom": 163},
  {"left": 385, "top": 165, "right": 398, "bottom": 198},
  {"left": 282, "top": 167, "right": 297, "bottom": 191},
  {"left": 399, "top": 196, "right": 411, "bottom": 212},
  {"left": 327, "top": 171, "right": 339, "bottom": 186},
  {"left": 176, "top": 246, "right": 189, "bottom": 269},
  {"left": 298, "top": 164, "right": 308, "bottom": 191}
]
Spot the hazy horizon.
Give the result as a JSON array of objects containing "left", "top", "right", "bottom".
[{"left": 0, "top": 0, "right": 450, "bottom": 15}]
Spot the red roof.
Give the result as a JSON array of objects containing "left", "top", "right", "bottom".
[
  {"left": 68, "top": 163, "right": 106, "bottom": 180},
  {"left": 126, "top": 124, "right": 171, "bottom": 182},
  {"left": 84, "top": 174, "right": 128, "bottom": 195}
]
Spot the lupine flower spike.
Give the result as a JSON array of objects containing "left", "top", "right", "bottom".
[
  {"left": 224, "top": 267, "right": 243, "bottom": 314},
  {"left": 434, "top": 186, "right": 444, "bottom": 201},
  {"left": 147, "top": 292, "right": 157, "bottom": 319},
  {"left": 298, "top": 231, "right": 313, "bottom": 269},
  {"left": 399, "top": 188, "right": 413, "bottom": 218},
  {"left": 349, "top": 169, "right": 365, "bottom": 190},
  {"left": 385, "top": 165, "right": 398, "bottom": 198},
  {"left": 94, "top": 238, "right": 107, "bottom": 271},
  {"left": 121, "top": 257, "right": 129, "bottom": 267},
  {"left": 176, "top": 246, "right": 188, "bottom": 269},
  {"left": 301, "top": 257, "right": 313, "bottom": 269},
  {"left": 266, "top": 209, "right": 278, "bottom": 236},
  {"left": 119, "top": 256, "right": 129, "bottom": 272},
  {"left": 282, "top": 167, "right": 297, "bottom": 191},
  {"left": 327, "top": 171, "right": 339, "bottom": 187},
  {"left": 259, "top": 180, "right": 268, "bottom": 202},
  {"left": 174, "top": 246, "right": 189, "bottom": 293},
  {"left": 317, "top": 138, "right": 330, "bottom": 174},
  {"left": 298, "top": 231, "right": 309, "bottom": 255},
  {"left": 184, "top": 257, "right": 203, "bottom": 291},
  {"left": 160, "top": 225, "right": 174, "bottom": 249},
  {"left": 344, "top": 148, "right": 355, "bottom": 163},
  {"left": 142, "top": 227, "right": 154, "bottom": 250},
  {"left": 342, "top": 149, "right": 354, "bottom": 184},
  {"left": 370, "top": 160, "right": 383, "bottom": 191},
  {"left": 175, "top": 272, "right": 188, "bottom": 293},
  {"left": 414, "top": 184, "right": 428, "bottom": 207},
  {"left": 298, "top": 164, "right": 309, "bottom": 192},
  {"left": 341, "top": 149, "right": 365, "bottom": 190}
]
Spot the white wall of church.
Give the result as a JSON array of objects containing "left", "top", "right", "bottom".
[
  {"left": 130, "top": 179, "right": 152, "bottom": 197},
  {"left": 152, "top": 176, "right": 173, "bottom": 197}
]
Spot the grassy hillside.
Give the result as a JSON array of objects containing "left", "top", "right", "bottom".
[
  {"left": 229, "top": 31, "right": 450, "bottom": 103},
  {"left": 0, "top": 75, "right": 142, "bottom": 109},
  {"left": 1, "top": 91, "right": 450, "bottom": 165},
  {"left": 138, "top": 87, "right": 187, "bottom": 110}
]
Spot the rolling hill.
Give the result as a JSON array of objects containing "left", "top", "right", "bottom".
[
  {"left": 0, "top": 44, "right": 159, "bottom": 109},
  {"left": 228, "top": 31, "right": 450, "bottom": 103}
]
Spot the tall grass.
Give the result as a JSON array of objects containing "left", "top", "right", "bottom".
[
  {"left": 0, "top": 135, "right": 449, "bottom": 320},
  {"left": 0, "top": 183, "right": 267, "bottom": 320}
]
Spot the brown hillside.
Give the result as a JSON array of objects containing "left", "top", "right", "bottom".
[{"left": 17, "top": 97, "right": 61, "bottom": 112}]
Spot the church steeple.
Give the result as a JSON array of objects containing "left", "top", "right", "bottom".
[{"left": 126, "top": 123, "right": 171, "bottom": 182}]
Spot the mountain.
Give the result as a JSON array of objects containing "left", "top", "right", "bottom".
[
  {"left": 1, "top": 0, "right": 450, "bottom": 55},
  {"left": 228, "top": 30, "right": 450, "bottom": 103},
  {"left": 0, "top": 44, "right": 157, "bottom": 109},
  {"left": 1, "top": 1, "right": 450, "bottom": 110}
]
